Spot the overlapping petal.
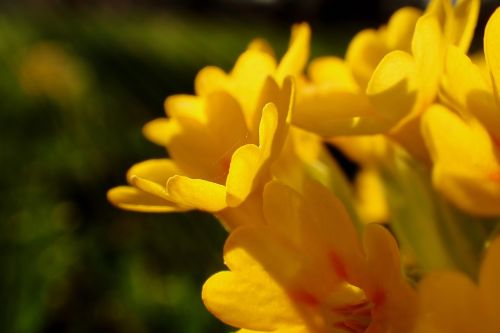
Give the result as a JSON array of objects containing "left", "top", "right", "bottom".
[
  {"left": 108, "top": 23, "right": 310, "bottom": 224},
  {"left": 440, "top": 45, "right": 500, "bottom": 138},
  {"left": 109, "top": 76, "right": 294, "bottom": 220},
  {"left": 485, "top": 8, "right": 500, "bottom": 115},
  {"left": 203, "top": 181, "right": 416, "bottom": 333},
  {"left": 422, "top": 104, "right": 500, "bottom": 216},
  {"left": 426, "top": 0, "right": 480, "bottom": 52},
  {"left": 106, "top": 186, "right": 187, "bottom": 213},
  {"left": 294, "top": 0, "right": 478, "bottom": 162}
]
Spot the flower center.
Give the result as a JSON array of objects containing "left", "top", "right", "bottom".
[
  {"left": 488, "top": 169, "right": 500, "bottom": 182},
  {"left": 330, "top": 299, "right": 373, "bottom": 333},
  {"left": 291, "top": 284, "right": 374, "bottom": 333}
]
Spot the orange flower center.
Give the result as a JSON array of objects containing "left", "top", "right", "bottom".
[
  {"left": 488, "top": 169, "right": 500, "bottom": 182},
  {"left": 291, "top": 286, "right": 374, "bottom": 333},
  {"left": 330, "top": 298, "right": 373, "bottom": 333}
]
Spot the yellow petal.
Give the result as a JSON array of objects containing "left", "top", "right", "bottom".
[
  {"left": 232, "top": 50, "right": 277, "bottom": 83},
  {"left": 424, "top": 0, "right": 450, "bottom": 36},
  {"left": 385, "top": 7, "right": 422, "bottom": 52},
  {"left": 246, "top": 38, "right": 275, "bottom": 58},
  {"left": 202, "top": 270, "right": 301, "bottom": 331},
  {"left": 299, "top": 181, "right": 365, "bottom": 280},
  {"left": 346, "top": 29, "right": 388, "bottom": 90},
  {"left": 194, "top": 66, "right": 228, "bottom": 96},
  {"left": 428, "top": 0, "right": 479, "bottom": 52},
  {"left": 485, "top": 8, "right": 500, "bottom": 109},
  {"left": 470, "top": 51, "right": 492, "bottom": 85},
  {"left": 204, "top": 90, "right": 250, "bottom": 159},
  {"left": 412, "top": 13, "right": 445, "bottom": 106},
  {"left": 216, "top": 191, "right": 266, "bottom": 230},
  {"left": 389, "top": 114, "right": 431, "bottom": 162},
  {"left": 222, "top": 224, "right": 343, "bottom": 311},
  {"left": 262, "top": 76, "right": 293, "bottom": 125},
  {"left": 308, "top": 56, "right": 359, "bottom": 90},
  {"left": 131, "top": 175, "right": 171, "bottom": 201},
  {"left": 424, "top": 0, "right": 446, "bottom": 16},
  {"left": 166, "top": 175, "right": 227, "bottom": 211},
  {"left": 441, "top": 45, "right": 500, "bottom": 138},
  {"left": 164, "top": 94, "right": 205, "bottom": 122},
  {"left": 433, "top": 166, "right": 500, "bottom": 216},
  {"left": 363, "top": 224, "right": 417, "bottom": 333},
  {"left": 480, "top": 236, "right": 500, "bottom": 330},
  {"left": 329, "top": 135, "right": 390, "bottom": 165},
  {"left": 392, "top": 13, "right": 444, "bottom": 154},
  {"left": 355, "top": 168, "right": 388, "bottom": 224},
  {"left": 223, "top": 225, "right": 302, "bottom": 281},
  {"left": 107, "top": 186, "right": 186, "bottom": 213},
  {"left": 450, "top": 0, "right": 480, "bottom": 52},
  {"left": 225, "top": 144, "right": 263, "bottom": 207},
  {"left": 263, "top": 181, "right": 303, "bottom": 243},
  {"left": 142, "top": 118, "right": 180, "bottom": 146},
  {"left": 423, "top": 104, "right": 498, "bottom": 174},
  {"left": 256, "top": 77, "right": 293, "bottom": 156},
  {"left": 422, "top": 105, "right": 500, "bottom": 215},
  {"left": 265, "top": 182, "right": 366, "bottom": 296},
  {"left": 126, "top": 158, "right": 180, "bottom": 185},
  {"left": 275, "top": 23, "right": 311, "bottom": 82},
  {"left": 226, "top": 100, "right": 281, "bottom": 207},
  {"left": 167, "top": 118, "right": 223, "bottom": 181},
  {"left": 415, "top": 271, "right": 490, "bottom": 333},
  {"left": 301, "top": 181, "right": 360, "bottom": 246},
  {"left": 363, "top": 224, "right": 401, "bottom": 287},
  {"left": 230, "top": 49, "right": 277, "bottom": 124},
  {"left": 367, "top": 50, "right": 417, "bottom": 124},
  {"left": 294, "top": 83, "right": 391, "bottom": 136},
  {"left": 205, "top": 90, "right": 248, "bottom": 138},
  {"left": 260, "top": 99, "right": 281, "bottom": 151}
]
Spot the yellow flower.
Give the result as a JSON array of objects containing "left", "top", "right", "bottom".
[
  {"left": 422, "top": 9, "right": 500, "bottom": 216},
  {"left": 413, "top": 235, "right": 500, "bottom": 333},
  {"left": 422, "top": 104, "right": 500, "bottom": 216},
  {"left": 108, "top": 24, "right": 311, "bottom": 229},
  {"left": 293, "top": 0, "right": 479, "bottom": 160},
  {"left": 202, "top": 181, "right": 416, "bottom": 333},
  {"left": 154, "top": 22, "right": 310, "bottom": 138},
  {"left": 109, "top": 77, "right": 293, "bottom": 219}
]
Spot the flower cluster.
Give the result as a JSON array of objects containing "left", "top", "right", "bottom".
[{"left": 109, "top": 0, "right": 500, "bottom": 332}]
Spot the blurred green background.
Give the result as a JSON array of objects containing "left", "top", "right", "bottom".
[
  {"left": 1, "top": 1, "right": 496, "bottom": 332},
  {"left": 0, "top": 4, "right": 347, "bottom": 333}
]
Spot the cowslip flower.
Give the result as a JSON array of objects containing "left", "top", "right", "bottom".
[
  {"left": 108, "top": 76, "right": 293, "bottom": 226},
  {"left": 142, "top": 22, "right": 309, "bottom": 148},
  {"left": 108, "top": 24, "right": 311, "bottom": 229},
  {"left": 202, "top": 181, "right": 416, "bottom": 333},
  {"left": 293, "top": 0, "right": 479, "bottom": 160},
  {"left": 412, "top": 235, "right": 500, "bottom": 333},
  {"left": 422, "top": 104, "right": 500, "bottom": 216},
  {"left": 422, "top": 8, "right": 500, "bottom": 216},
  {"left": 188, "top": 22, "right": 309, "bottom": 126}
]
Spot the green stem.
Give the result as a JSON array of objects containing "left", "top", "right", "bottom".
[{"left": 382, "top": 154, "right": 490, "bottom": 280}]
